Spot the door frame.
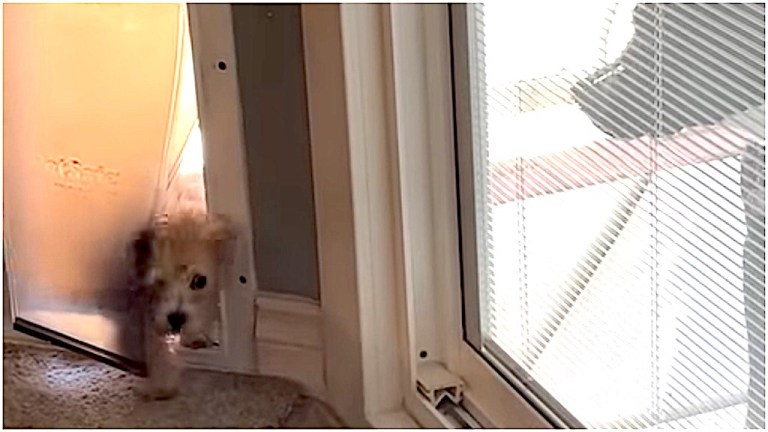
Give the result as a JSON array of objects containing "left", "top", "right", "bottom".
[
  {"left": 301, "top": 4, "right": 553, "bottom": 427},
  {"left": 175, "top": 3, "right": 258, "bottom": 375}
]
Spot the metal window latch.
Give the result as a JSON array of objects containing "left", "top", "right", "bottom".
[{"left": 416, "top": 361, "right": 465, "bottom": 408}]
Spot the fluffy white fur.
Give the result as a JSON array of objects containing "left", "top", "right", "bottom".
[{"left": 131, "top": 211, "right": 234, "bottom": 399}]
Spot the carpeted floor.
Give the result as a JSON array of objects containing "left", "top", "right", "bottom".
[{"left": 3, "top": 341, "right": 342, "bottom": 428}]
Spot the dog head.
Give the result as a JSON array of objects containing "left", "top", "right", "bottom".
[{"left": 134, "top": 211, "right": 234, "bottom": 345}]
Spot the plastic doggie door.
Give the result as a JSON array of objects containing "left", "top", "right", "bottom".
[{"left": 3, "top": 3, "right": 200, "bottom": 372}]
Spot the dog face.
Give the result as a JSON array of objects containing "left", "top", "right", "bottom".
[{"left": 140, "top": 212, "right": 234, "bottom": 348}]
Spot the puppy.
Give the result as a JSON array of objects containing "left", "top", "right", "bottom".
[{"left": 130, "top": 211, "right": 234, "bottom": 399}]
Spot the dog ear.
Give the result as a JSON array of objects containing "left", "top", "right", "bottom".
[
  {"left": 145, "top": 213, "right": 170, "bottom": 241},
  {"left": 130, "top": 228, "right": 156, "bottom": 287},
  {"left": 203, "top": 213, "right": 235, "bottom": 241},
  {"left": 204, "top": 213, "right": 236, "bottom": 265}
]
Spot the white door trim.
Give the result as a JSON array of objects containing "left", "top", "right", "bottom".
[
  {"left": 300, "top": 4, "right": 369, "bottom": 427},
  {"left": 186, "top": 4, "right": 258, "bottom": 375},
  {"left": 256, "top": 292, "right": 325, "bottom": 398},
  {"left": 302, "top": 3, "right": 412, "bottom": 427},
  {"left": 303, "top": 3, "right": 551, "bottom": 428}
]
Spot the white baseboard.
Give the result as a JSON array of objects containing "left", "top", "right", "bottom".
[{"left": 255, "top": 292, "right": 325, "bottom": 399}]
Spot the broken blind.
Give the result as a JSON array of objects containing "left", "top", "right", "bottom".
[{"left": 469, "top": 2, "right": 766, "bottom": 428}]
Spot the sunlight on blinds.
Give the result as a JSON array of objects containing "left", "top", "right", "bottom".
[{"left": 471, "top": 2, "right": 765, "bottom": 428}]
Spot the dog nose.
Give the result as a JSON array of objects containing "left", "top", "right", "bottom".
[{"left": 167, "top": 312, "right": 186, "bottom": 333}]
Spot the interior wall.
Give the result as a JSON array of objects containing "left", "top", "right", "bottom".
[{"left": 231, "top": 4, "right": 320, "bottom": 301}]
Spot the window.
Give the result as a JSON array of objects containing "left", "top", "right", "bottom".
[{"left": 455, "top": 2, "right": 765, "bottom": 428}]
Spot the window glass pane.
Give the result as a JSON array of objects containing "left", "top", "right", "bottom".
[{"left": 461, "top": 2, "right": 765, "bottom": 428}]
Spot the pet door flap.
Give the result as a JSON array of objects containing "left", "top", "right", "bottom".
[{"left": 3, "top": 3, "right": 199, "bottom": 371}]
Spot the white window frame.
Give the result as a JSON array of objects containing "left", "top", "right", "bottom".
[{"left": 302, "top": 4, "right": 552, "bottom": 427}]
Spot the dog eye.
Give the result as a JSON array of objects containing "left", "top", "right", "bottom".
[
  {"left": 155, "top": 278, "right": 166, "bottom": 288},
  {"left": 190, "top": 274, "right": 207, "bottom": 290}
]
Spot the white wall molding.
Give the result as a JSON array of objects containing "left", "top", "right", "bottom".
[
  {"left": 255, "top": 293, "right": 325, "bottom": 399},
  {"left": 301, "top": 3, "right": 424, "bottom": 428},
  {"left": 256, "top": 292, "right": 321, "bottom": 350},
  {"left": 300, "top": 4, "right": 368, "bottom": 427}
]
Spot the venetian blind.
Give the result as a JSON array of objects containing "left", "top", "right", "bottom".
[{"left": 470, "top": 2, "right": 766, "bottom": 428}]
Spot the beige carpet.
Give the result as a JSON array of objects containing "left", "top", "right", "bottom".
[{"left": 3, "top": 342, "right": 342, "bottom": 428}]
